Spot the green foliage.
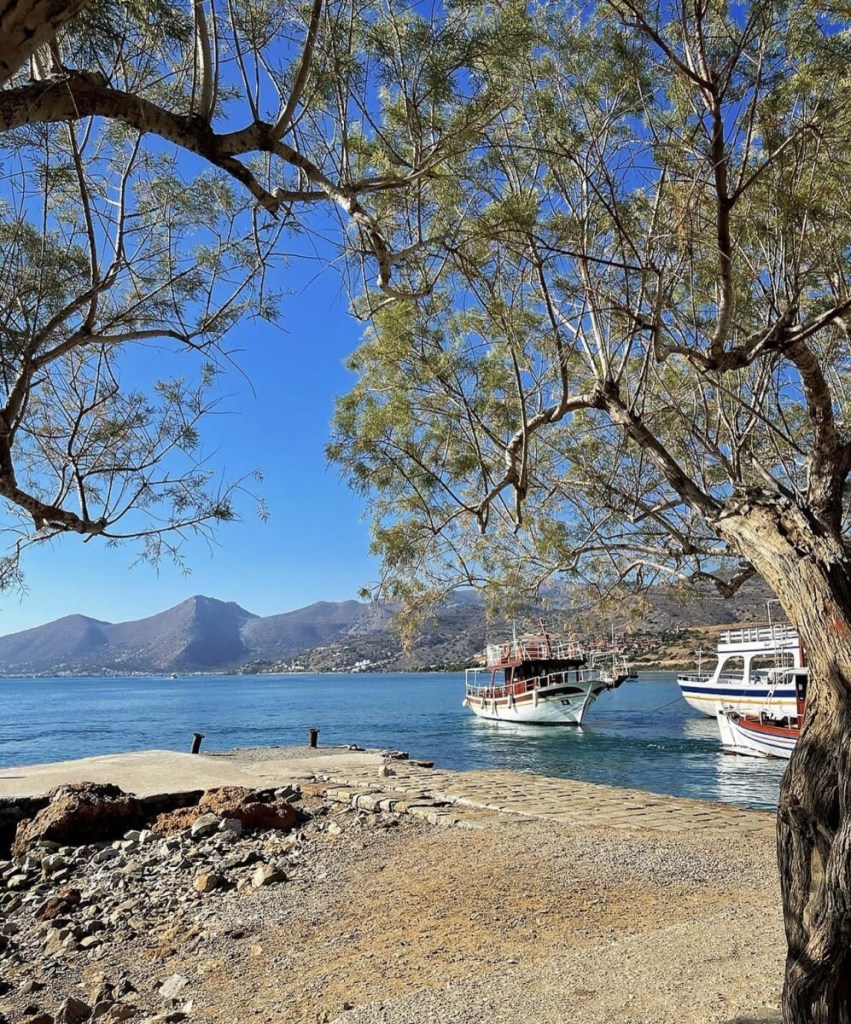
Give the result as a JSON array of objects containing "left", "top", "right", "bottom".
[
  {"left": 0, "top": 0, "right": 525, "bottom": 584},
  {"left": 330, "top": 0, "right": 851, "bottom": 617}
]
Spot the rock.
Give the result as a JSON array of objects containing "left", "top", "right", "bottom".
[
  {"left": 154, "top": 787, "right": 298, "bottom": 835},
  {"left": 102, "top": 1007, "right": 137, "bottom": 1023},
  {"left": 158, "top": 975, "right": 190, "bottom": 1001},
  {"left": 193, "top": 872, "right": 223, "bottom": 893},
  {"left": 87, "top": 978, "right": 114, "bottom": 1006},
  {"left": 55, "top": 997, "right": 91, "bottom": 1024},
  {"left": 14, "top": 784, "right": 142, "bottom": 858},
  {"left": 273, "top": 785, "right": 302, "bottom": 802},
  {"left": 218, "top": 817, "right": 243, "bottom": 836},
  {"left": 35, "top": 888, "right": 81, "bottom": 921},
  {"left": 92, "top": 849, "right": 120, "bottom": 864},
  {"left": 19, "top": 979, "right": 45, "bottom": 995},
  {"left": 44, "top": 927, "right": 72, "bottom": 956},
  {"left": 80, "top": 935, "right": 104, "bottom": 950},
  {"left": 378, "top": 765, "right": 395, "bottom": 777},
  {"left": 251, "top": 863, "right": 285, "bottom": 887},
  {"left": 22, "top": 1015, "right": 54, "bottom": 1024},
  {"left": 41, "top": 854, "right": 68, "bottom": 874},
  {"left": 189, "top": 814, "right": 219, "bottom": 840},
  {"left": 220, "top": 850, "right": 260, "bottom": 870}
]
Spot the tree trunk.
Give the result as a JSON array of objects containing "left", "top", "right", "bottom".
[
  {"left": 717, "top": 499, "right": 851, "bottom": 1024},
  {"left": 0, "top": 0, "right": 87, "bottom": 83}
]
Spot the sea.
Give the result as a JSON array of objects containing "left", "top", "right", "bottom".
[{"left": 0, "top": 670, "right": 787, "bottom": 810}]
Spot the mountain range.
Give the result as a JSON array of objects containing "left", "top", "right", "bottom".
[
  {"left": 0, "top": 579, "right": 783, "bottom": 676},
  {"left": 0, "top": 596, "right": 378, "bottom": 675}
]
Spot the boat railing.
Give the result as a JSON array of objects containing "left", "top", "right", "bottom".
[
  {"left": 718, "top": 622, "right": 799, "bottom": 649},
  {"left": 678, "top": 671, "right": 711, "bottom": 684},
  {"left": 484, "top": 638, "right": 582, "bottom": 666},
  {"left": 465, "top": 667, "right": 571, "bottom": 697},
  {"left": 465, "top": 660, "right": 623, "bottom": 697}
]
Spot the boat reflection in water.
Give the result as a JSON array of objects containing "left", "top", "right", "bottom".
[
  {"left": 680, "top": 716, "right": 721, "bottom": 743},
  {"left": 704, "top": 749, "right": 788, "bottom": 807}
]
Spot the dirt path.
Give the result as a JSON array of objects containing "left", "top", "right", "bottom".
[{"left": 174, "top": 809, "right": 784, "bottom": 1024}]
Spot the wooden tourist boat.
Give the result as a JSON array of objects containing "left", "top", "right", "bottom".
[
  {"left": 677, "top": 621, "right": 806, "bottom": 719},
  {"left": 463, "top": 634, "right": 631, "bottom": 726},
  {"left": 715, "top": 668, "right": 808, "bottom": 759}
]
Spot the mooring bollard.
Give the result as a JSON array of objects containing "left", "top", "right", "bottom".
[
  {"left": 190, "top": 732, "right": 205, "bottom": 754},
  {"left": 308, "top": 727, "right": 320, "bottom": 748}
]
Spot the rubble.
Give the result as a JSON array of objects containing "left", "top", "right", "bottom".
[{"left": 0, "top": 776, "right": 431, "bottom": 1023}]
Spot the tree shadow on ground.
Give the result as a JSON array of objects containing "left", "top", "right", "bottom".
[{"left": 724, "top": 1013, "right": 782, "bottom": 1024}]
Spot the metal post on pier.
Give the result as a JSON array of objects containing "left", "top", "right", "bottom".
[
  {"left": 190, "top": 732, "right": 205, "bottom": 754},
  {"left": 308, "top": 727, "right": 320, "bottom": 748}
]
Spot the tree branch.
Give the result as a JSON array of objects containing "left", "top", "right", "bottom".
[{"left": 0, "top": 0, "right": 87, "bottom": 83}]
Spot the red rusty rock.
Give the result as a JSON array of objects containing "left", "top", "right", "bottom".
[{"left": 13, "top": 783, "right": 140, "bottom": 859}]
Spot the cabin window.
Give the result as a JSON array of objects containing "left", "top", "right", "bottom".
[
  {"left": 750, "top": 653, "right": 794, "bottom": 673},
  {"left": 719, "top": 655, "right": 745, "bottom": 680}
]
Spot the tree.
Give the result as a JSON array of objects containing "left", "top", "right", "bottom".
[
  {"left": 0, "top": 0, "right": 88, "bottom": 84},
  {"left": 330, "top": 3, "right": 851, "bottom": 1020},
  {"left": 0, "top": 0, "right": 514, "bottom": 579}
]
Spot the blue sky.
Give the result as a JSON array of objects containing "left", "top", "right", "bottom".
[{"left": 0, "top": 252, "right": 379, "bottom": 637}]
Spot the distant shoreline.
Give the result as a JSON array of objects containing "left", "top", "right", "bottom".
[{"left": 0, "top": 664, "right": 681, "bottom": 680}]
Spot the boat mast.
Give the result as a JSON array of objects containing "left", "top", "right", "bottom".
[{"left": 539, "top": 616, "right": 552, "bottom": 659}]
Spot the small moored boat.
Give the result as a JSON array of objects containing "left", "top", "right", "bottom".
[
  {"left": 463, "top": 633, "right": 632, "bottom": 726},
  {"left": 716, "top": 668, "right": 808, "bottom": 759}
]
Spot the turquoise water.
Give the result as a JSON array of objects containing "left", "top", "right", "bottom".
[{"left": 0, "top": 671, "right": 787, "bottom": 810}]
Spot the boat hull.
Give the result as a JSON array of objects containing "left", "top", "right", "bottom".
[
  {"left": 716, "top": 709, "right": 799, "bottom": 759},
  {"left": 678, "top": 677, "right": 798, "bottom": 719},
  {"left": 463, "top": 683, "right": 607, "bottom": 726}
]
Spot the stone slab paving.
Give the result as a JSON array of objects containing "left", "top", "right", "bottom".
[{"left": 313, "top": 761, "right": 776, "bottom": 838}]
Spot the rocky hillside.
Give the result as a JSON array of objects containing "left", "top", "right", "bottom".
[
  {"left": 0, "top": 579, "right": 782, "bottom": 676},
  {"left": 0, "top": 596, "right": 371, "bottom": 675}
]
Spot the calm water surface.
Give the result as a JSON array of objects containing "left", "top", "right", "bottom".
[{"left": 0, "top": 671, "right": 787, "bottom": 810}]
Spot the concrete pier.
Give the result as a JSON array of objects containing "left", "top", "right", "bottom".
[{"left": 0, "top": 746, "right": 775, "bottom": 839}]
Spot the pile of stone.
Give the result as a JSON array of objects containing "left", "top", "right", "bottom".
[{"left": 0, "top": 780, "right": 331, "bottom": 1024}]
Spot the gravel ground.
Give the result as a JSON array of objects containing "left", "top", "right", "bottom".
[
  {"left": 1, "top": 772, "right": 786, "bottom": 1024},
  {"left": 172, "top": 810, "right": 784, "bottom": 1024}
]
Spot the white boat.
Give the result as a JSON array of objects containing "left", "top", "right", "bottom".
[
  {"left": 463, "top": 635, "right": 631, "bottom": 726},
  {"left": 677, "top": 622, "right": 805, "bottom": 718},
  {"left": 716, "top": 668, "right": 807, "bottom": 759}
]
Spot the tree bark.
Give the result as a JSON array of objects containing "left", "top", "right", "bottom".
[
  {"left": 716, "top": 496, "right": 851, "bottom": 1024},
  {"left": 0, "top": 0, "right": 87, "bottom": 83}
]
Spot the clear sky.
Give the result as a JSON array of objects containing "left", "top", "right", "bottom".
[{"left": 0, "top": 248, "right": 380, "bottom": 637}]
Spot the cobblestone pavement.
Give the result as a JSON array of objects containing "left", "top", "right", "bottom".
[{"left": 310, "top": 759, "right": 775, "bottom": 837}]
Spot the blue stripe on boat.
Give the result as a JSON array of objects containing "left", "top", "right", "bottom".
[{"left": 681, "top": 684, "right": 795, "bottom": 698}]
